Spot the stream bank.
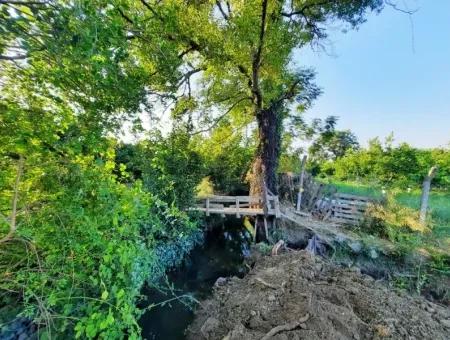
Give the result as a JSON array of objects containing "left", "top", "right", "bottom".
[
  {"left": 137, "top": 214, "right": 449, "bottom": 339},
  {"left": 138, "top": 218, "right": 251, "bottom": 339},
  {"left": 187, "top": 250, "right": 450, "bottom": 340}
]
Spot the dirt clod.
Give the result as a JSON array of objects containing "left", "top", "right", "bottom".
[{"left": 188, "top": 251, "right": 450, "bottom": 340}]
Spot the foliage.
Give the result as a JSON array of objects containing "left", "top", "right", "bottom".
[
  {"left": 305, "top": 116, "right": 359, "bottom": 170},
  {"left": 191, "top": 122, "right": 255, "bottom": 194},
  {"left": 320, "top": 137, "right": 450, "bottom": 188},
  {"left": 196, "top": 177, "right": 215, "bottom": 197},
  {"left": 0, "top": 92, "right": 200, "bottom": 337},
  {"left": 116, "top": 130, "right": 205, "bottom": 209},
  {"left": 279, "top": 116, "right": 359, "bottom": 175},
  {"left": 0, "top": 48, "right": 199, "bottom": 339},
  {"left": 364, "top": 193, "right": 428, "bottom": 238}
]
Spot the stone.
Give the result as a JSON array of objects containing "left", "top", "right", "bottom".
[
  {"left": 348, "top": 241, "right": 362, "bottom": 253},
  {"left": 215, "top": 277, "right": 228, "bottom": 287}
]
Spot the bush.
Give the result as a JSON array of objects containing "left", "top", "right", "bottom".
[
  {"left": 364, "top": 193, "right": 428, "bottom": 241},
  {"left": 116, "top": 130, "right": 205, "bottom": 209},
  {"left": 0, "top": 147, "right": 199, "bottom": 338}
]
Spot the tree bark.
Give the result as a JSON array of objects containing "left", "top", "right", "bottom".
[
  {"left": 249, "top": 104, "right": 282, "bottom": 197},
  {"left": 419, "top": 165, "right": 438, "bottom": 224}
]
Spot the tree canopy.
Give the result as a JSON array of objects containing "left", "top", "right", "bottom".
[{"left": 0, "top": 0, "right": 400, "bottom": 338}]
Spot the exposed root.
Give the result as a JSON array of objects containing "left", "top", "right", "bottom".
[
  {"left": 260, "top": 314, "right": 310, "bottom": 340},
  {"left": 255, "top": 277, "right": 279, "bottom": 290}
]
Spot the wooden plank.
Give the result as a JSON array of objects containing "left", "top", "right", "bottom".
[
  {"left": 333, "top": 212, "right": 362, "bottom": 221},
  {"left": 335, "top": 200, "right": 370, "bottom": 208},
  {"left": 334, "top": 193, "right": 372, "bottom": 201},
  {"left": 274, "top": 196, "right": 281, "bottom": 218},
  {"left": 206, "top": 198, "right": 210, "bottom": 217},
  {"left": 194, "top": 207, "right": 271, "bottom": 216},
  {"left": 236, "top": 197, "right": 240, "bottom": 218},
  {"left": 334, "top": 203, "right": 367, "bottom": 211},
  {"left": 197, "top": 195, "right": 263, "bottom": 203}
]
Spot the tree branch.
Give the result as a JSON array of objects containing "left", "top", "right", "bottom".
[
  {"left": 0, "top": 54, "right": 29, "bottom": 61},
  {"left": 252, "top": 0, "right": 269, "bottom": 110},
  {"left": 0, "top": 0, "right": 47, "bottom": 5},
  {"left": 117, "top": 7, "right": 134, "bottom": 24},
  {"left": 216, "top": 1, "right": 229, "bottom": 20},
  {"left": 191, "top": 97, "right": 252, "bottom": 135}
]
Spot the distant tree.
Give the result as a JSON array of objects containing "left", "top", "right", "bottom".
[{"left": 296, "top": 116, "right": 359, "bottom": 174}]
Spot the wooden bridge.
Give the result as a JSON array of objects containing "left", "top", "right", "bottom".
[{"left": 194, "top": 195, "right": 281, "bottom": 218}]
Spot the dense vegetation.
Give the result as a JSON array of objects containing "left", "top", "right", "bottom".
[
  {"left": 1, "top": 0, "right": 448, "bottom": 338},
  {"left": 320, "top": 138, "right": 450, "bottom": 188}
]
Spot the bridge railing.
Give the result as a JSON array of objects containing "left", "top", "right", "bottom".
[{"left": 194, "top": 195, "right": 280, "bottom": 218}]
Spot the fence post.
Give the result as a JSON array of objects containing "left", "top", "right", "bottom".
[
  {"left": 420, "top": 166, "right": 438, "bottom": 224},
  {"left": 296, "top": 155, "right": 307, "bottom": 211}
]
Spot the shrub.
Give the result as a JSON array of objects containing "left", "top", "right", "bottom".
[{"left": 0, "top": 150, "right": 199, "bottom": 338}]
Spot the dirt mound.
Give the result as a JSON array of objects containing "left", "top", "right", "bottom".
[{"left": 187, "top": 251, "right": 450, "bottom": 340}]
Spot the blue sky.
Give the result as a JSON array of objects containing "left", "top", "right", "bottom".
[{"left": 295, "top": 0, "right": 450, "bottom": 148}]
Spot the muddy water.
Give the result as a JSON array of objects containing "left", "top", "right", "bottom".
[{"left": 139, "top": 219, "right": 251, "bottom": 340}]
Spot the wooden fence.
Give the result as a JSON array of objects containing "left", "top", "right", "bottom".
[{"left": 330, "top": 193, "right": 372, "bottom": 225}]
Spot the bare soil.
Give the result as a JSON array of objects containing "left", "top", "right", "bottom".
[{"left": 187, "top": 250, "right": 450, "bottom": 340}]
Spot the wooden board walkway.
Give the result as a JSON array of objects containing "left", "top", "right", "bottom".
[{"left": 194, "top": 195, "right": 281, "bottom": 218}]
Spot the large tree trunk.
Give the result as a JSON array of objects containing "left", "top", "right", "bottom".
[{"left": 249, "top": 104, "right": 282, "bottom": 197}]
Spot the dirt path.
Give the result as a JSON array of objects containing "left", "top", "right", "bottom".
[{"left": 187, "top": 250, "right": 450, "bottom": 340}]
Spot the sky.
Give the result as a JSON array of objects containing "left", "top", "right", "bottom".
[{"left": 295, "top": 0, "right": 450, "bottom": 148}]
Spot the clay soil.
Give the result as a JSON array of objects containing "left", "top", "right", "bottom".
[{"left": 187, "top": 250, "right": 450, "bottom": 340}]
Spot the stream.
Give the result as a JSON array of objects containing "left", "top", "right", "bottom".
[{"left": 138, "top": 218, "right": 252, "bottom": 340}]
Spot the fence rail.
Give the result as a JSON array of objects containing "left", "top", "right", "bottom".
[{"left": 194, "top": 195, "right": 281, "bottom": 218}]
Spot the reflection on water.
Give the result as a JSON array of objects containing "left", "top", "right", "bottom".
[{"left": 139, "top": 218, "right": 251, "bottom": 340}]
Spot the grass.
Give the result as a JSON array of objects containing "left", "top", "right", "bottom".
[
  {"left": 327, "top": 180, "right": 384, "bottom": 199},
  {"left": 327, "top": 180, "right": 450, "bottom": 252}
]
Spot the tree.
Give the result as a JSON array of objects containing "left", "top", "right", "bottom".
[
  {"left": 111, "top": 0, "right": 386, "bottom": 195},
  {"left": 1, "top": 0, "right": 387, "bottom": 196},
  {"left": 307, "top": 116, "right": 360, "bottom": 162}
]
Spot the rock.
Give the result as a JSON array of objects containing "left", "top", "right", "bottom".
[
  {"left": 200, "top": 317, "right": 220, "bottom": 339},
  {"left": 268, "top": 294, "right": 276, "bottom": 302},
  {"left": 348, "top": 241, "right": 362, "bottom": 253},
  {"left": 250, "top": 310, "right": 257, "bottom": 316},
  {"left": 215, "top": 277, "right": 228, "bottom": 287}
]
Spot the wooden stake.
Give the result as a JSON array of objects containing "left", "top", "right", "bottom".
[
  {"left": 254, "top": 216, "right": 259, "bottom": 243},
  {"left": 296, "top": 155, "right": 307, "bottom": 212},
  {"left": 263, "top": 217, "right": 269, "bottom": 241}
]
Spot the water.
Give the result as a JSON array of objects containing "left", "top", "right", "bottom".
[{"left": 139, "top": 219, "right": 251, "bottom": 340}]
